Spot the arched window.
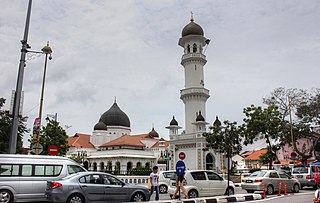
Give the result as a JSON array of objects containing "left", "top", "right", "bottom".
[
  {"left": 145, "top": 162, "right": 150, "bottom": 169},
  {"left": 99, "top": 162, "right": 104, "bottom": 172},
  {"left": 115, "top": 162, "right": 121, "bottom": 175},
  {"left": 206, "top": 154, "right": 216, "bottom": 170},
  {"left": 136, "top": 162, "right": 142, "bottom": 168},
  {"left": 127, "top": 162, "right": 133, "bottom": 175},
  {"left": 93, "top": 162, "right": 97, "bottom": 171},
  {"left": 187, "top": 44, "right": 191, "bottom": 53},
  {"left": 107, "top": 161, "right": 112, "bottom": 172},
  {"left": 193, "top": 43, "right": 197, "bottom": 53},
  {"left": 83, "top": 161, "right": 89, "bottom": 170}
]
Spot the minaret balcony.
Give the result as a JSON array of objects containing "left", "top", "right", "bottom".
[
  {"left": 180, "top": 88, "right": 210, "bottom": 99},
  {"left": 181, "top": 53, "right": 206, "bottom": 60}
]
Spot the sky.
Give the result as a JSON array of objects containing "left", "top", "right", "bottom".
[{"left": 0, "top": 0, "right": 319, "bottom": 149}]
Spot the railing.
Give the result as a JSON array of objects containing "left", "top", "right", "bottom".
[
  {"left": 181, "top": 53, "right": 206, "bottom": 60},
  {"left": 117, "top": 175, "right": 149, "bottom": 186}
]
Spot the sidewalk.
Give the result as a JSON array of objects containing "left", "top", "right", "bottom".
[{"left": 145, "top": 194, "right": 262, "bottom": 203}]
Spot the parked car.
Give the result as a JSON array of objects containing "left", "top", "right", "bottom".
[
  {"left": 46, "top": 171, "right": 150, "bottom": 203},
  {"left": 167, "top": 170, "right": 235, "bottom": 198},
  {"left": 158, "top": 170, "right": 176, "bottom": 193},
  {"left": 292, "top": 164, "right": 320, "bottom": 189},
  {"left": 0, "top": 154, "right": 86, "bottom": 203},
  {"left": 241, "top": 170, "right": 300, "bottom": 195}
]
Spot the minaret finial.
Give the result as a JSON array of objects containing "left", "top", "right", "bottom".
[
  {"left": 190, "top": 11, "right": 194, "bottom": 22},
  {"left": 114, "top": 96, "right": 116, "bottom": 103}
]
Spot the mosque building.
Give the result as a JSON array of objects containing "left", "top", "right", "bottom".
[{"left": 67, "top": 16, "right": 222, "bottom": 173}]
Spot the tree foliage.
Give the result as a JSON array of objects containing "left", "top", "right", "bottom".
[
  {"left": 0, "top": 98, "right": 29, "bottom": 154},
  {"left": 242, "top": 105, "right": 283, "bottom": 169},
  {"left": 203, "top": 120, "right": 243, "bottom": 155},
  {"left": 32, "top": 118, "right": 69, "bottom": 155}
]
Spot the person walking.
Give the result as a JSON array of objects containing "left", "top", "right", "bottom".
[
  {"left": 149, "top": 166, "right": 160, "bottom": 201},
  {"left": 172, "top": 173, "right": 188, "bottom": 199}
]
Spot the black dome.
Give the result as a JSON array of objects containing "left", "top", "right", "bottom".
[
  {"left": 169, "top": 116, "right": 178, "bottom": 126},
  {"left": 196, "top": 111, "right": 205, "bottom": 122},
  {"left": 100, "top": 102, "right": 130, "bottom": 127},
  {"left": 148, "top": 127, "right": 159, "bottom": 138},
  {"left": 182, "top": 19, "right": 204, "bottom": 37},
  {"left": 213, "top": 116, "right": 221, "bottom": 127},
  {"left": 94, "top": 121, "right": 108, "bottom": 131}
]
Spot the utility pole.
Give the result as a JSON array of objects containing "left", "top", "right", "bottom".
[{"left": 9, "top": 0, "right": 33, "bottom": 154}]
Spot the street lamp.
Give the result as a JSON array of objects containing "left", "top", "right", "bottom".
[{"left": 35, "top": 42, "right": 53, "bottom": 155}]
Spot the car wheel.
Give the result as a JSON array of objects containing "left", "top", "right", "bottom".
[
  {"left": 225, "top": 187, "right": 234, "bottom": 195},
  {"left": 159, "top": 185, "right": 168, "bottom": 193},
  {"left": 266, "top": 185, "right": 274, "bottom": 195},
  {"left": 67, "top": 193, "right": 85, "bottom": 203},
  {"left": 0, "top": 190, "right": 13, "bottom": 203},
  {"left": 246, "top": 190, "right": 254, "bottom": 193},
  {"left": 131, "top": 192, "right": 145, "bottom": 202},
  {"left": 293, "top": 183, "right": 300, "bottom": 193},
  {"left": 188, "top": 189, "right": 198, "bottom": 198}
]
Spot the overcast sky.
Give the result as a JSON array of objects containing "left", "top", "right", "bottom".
[{"left": 1, "top": 0, "right": 319, "bottom": 148}]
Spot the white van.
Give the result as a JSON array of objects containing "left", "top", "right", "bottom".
[{"left": 0, "top": 154, "right": 86, "bottom": 202}]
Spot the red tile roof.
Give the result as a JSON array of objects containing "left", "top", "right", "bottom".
[
  {"left": 151, "top": 139, "right": 169, "bottom": 148},
  {"left": 67, "top": 133, "right": 95, "bottom": 148},
  {"left": 100, "top": 134, "right": 145, "bottom": 147},
  {"left": 243, "top": 149, "right": 268, "bottom": 161}
]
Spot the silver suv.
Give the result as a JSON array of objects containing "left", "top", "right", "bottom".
[{"left": 168, "top": 170, "right": 235, "bottom": 198}]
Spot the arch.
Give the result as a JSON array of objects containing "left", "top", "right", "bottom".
[
  {"left": 136, "top": 162, "right": 142, "bottom": 168},
  {"left": 145, "top": 162, "right": 150, "bottom": 169},
  {"left": 93, "top": 162, "right": 97, "bottom": 171},
  {"left": 187, "top": 44, "right": 191, "bottom": 53},
  {"left": 115, "top": 162, "right": 120, "bottom": 175},
  {"left": 193, "top": 43, "right": 197, "bottom": 53},
  {"left": 83, "top": 161, "right": 89, "bottom": 170},
  {"left": 99, "top": 162, "right": 105, "bottom": 172},
  {"left": 107, "top": 161, "right": 112, "bottom": 173},
  {"left": 206, "top": 153, "right": 216, "bottom": 170},
  {"left": 127, "top": 162, "right": 133, "bottom": 175}
]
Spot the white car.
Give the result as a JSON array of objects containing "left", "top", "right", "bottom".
[
  {"left": 158, "top": 170, "right": 176, "bottom": 193},
  {"left": 168, "top": 170, "right": 235, "bottom": 198}
]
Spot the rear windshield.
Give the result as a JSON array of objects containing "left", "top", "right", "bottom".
[
  {"left": 250, "top": 171, "right": 266, "bottom": 177},
  {"left": 292, "top": 167, "right": 309, "bottom": 174},
  {"left": 163, "top": 172, "right": 176, "bottom": 179}
]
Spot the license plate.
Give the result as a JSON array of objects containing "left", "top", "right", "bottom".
[
  {"left": 172, "top": 183, "right": 176, "bottom": 186},
  {"left": 297, "top": 175, "right": 303, "bottom": 178},
  {"left": 246, "top": 180, "right": 253, "bottom": 183}
]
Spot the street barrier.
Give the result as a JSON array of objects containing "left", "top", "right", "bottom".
[
  {"left": 284, "top": 182, "right": 288, "bottom": 195},
  {"left": 262, "top": 182, "right": 266, "bottom": 198},
  {"left": 278, "top": 182, "right": 282, "bottom": 196}
]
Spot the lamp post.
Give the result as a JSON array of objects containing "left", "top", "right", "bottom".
[
  {"left": 35, "top": 42, "right": 53, "bottom": 155},
  {"left": 9, "top": 0, "right": 32, "bottom": 154}
]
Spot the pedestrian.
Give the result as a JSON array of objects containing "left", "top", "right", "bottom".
[
  {"left": 149, "top": 166, "right": 160, "bottom": 201},
  {"left": 172, "top": 173, "right": 188, "bottom": 199}
]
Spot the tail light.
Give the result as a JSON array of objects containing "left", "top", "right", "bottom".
[
  {"left": 306, "top": 175, "right": 311, "bottom": 179},
  {"left": 255, "top": 179, "right": 262, "bottom": 183},
  {"left": 51, "top": 182, "right": 62, "bottom": 189}
]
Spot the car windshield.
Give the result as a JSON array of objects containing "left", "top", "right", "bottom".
[
  {"left": 249, "top": 171, "right": 266, "bottom": 177},
  {"left": 292, "top": 166, "right": 308, "bottom": 174}
]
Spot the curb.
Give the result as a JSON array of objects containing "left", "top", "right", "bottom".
[{"left": 145, "top": 194, "right": 262, "bottom": 203}]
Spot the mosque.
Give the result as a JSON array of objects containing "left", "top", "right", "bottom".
[{"left": 67, "top": 16, "right": 222, "bottom": 173}]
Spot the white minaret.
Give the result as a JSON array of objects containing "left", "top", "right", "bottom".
[{"left": 178, "top": 15, "right": 210, "bottom": 134}]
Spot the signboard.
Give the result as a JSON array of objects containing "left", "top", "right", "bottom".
[
  {"left": 32, "top": 143, "right": 43, "bottom": 154},
  {"left": 176, "top": 160, "right": 186, "bottom": 175},
  {"left": 178, "top": 152, "right": 186, "bottom": 160},
  {"left": 48, "top": 145, "right": 59, "bottom": 155}
]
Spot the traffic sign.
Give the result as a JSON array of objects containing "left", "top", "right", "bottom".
[
  {"left": 48, "top": 145, "right": 59, "bottom": 155},
  {"left": 176, "top": 160, "right": 186, "bottom": 175},
  {"left": 178, "top": 152, "right": 186, "bottom": 160},
  {"left": 32, "top": 143, "right": 43, "bottom": 154}
]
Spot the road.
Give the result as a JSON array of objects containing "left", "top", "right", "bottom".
[{"left": 150, "top": 187, "right": 316, "bottom": 202}]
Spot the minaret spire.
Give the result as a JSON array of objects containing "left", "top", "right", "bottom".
[{"left": 190, "top": 11, "right": 194, "bottom": 22}]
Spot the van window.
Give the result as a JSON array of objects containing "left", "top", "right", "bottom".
[
  {"left": 292, "top": 166, "right": 309, "bottom": 174},
  {"left": 35, "top": 165, "right": 62, "bottom": 176},
  {"left": 0, "top": 164, "right": 19, "bottom": 176},
  {"left": 191, "top": 172, "right": 206, "bottom": 180},
  {"left": 68, "top": 165, "right": 85, "bottom": 174},
  {"left": 22, "top": 165, "right": 32, "bottom": 176}
]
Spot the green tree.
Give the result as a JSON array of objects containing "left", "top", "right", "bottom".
[
  {"left": 35, "top": 118, "right": 69, "bottom": 155},
  {"left": 0, "top": 98, "right": 29, "bottom": 154},
  {"left": 242, "top": 105, "right": 283, "bottom": 169}
]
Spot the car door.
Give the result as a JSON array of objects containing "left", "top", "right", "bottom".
[
  {"left": 206, "top": 171, "right": 225, "bottom": 195},
  {"left": 279, "top": 173, "right": 293, "bottom": 190},
  {"left": 190, "top": 171, "right": 210, "bottom": 196},
  {"left": 268, "top": 171, "right": 281, "bottom": 191},
  {"left": 103, "top": 174, "right": 129, "bottom": 202},
  {"left": 79, "top": 174, "right": 105, "bottom": 202}
]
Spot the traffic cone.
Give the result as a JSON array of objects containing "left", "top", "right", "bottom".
[
  {"left": 278, "top": 182, "right": 282, "bottom": 196},
  {"left": 284, "top": 182, "right": 287, "bottom": 195},
  {"left": 262, "top": 182, "right": 266, "bottom": 198}
]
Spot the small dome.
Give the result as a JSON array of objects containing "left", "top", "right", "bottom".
[
  {"left": 169, "top": 116, "right": 178, "bottom": 126},
  {"left": 100, "top": 102, "right": 130, "bottom": 127},
  {"left": 182, "top": 19, "right": 204, "bottom": 37},
  {"left": 148, "top": 127, "right": 159, "bottom": 138},
  {"left": 94, "top": 121, "right": 108, "bottom": 131},
  {"left": 157, "top": 157, "right": 166, "bottom": 164},
  {"left": 196, "top": 111, "right": 205, "bottom": 122},
  {"left": 213, "top": 116, "right": 221, "bottom": 127}
]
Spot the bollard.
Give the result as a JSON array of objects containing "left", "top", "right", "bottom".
[
  {"left": 278, "top": 182, "right": 282, "bottom": 196},
  {"left": 284, "top": 182, "right": 287, "bottom": 195},
  {"left": 262, "top": 182, "right": 266, "bottom": 198}
]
